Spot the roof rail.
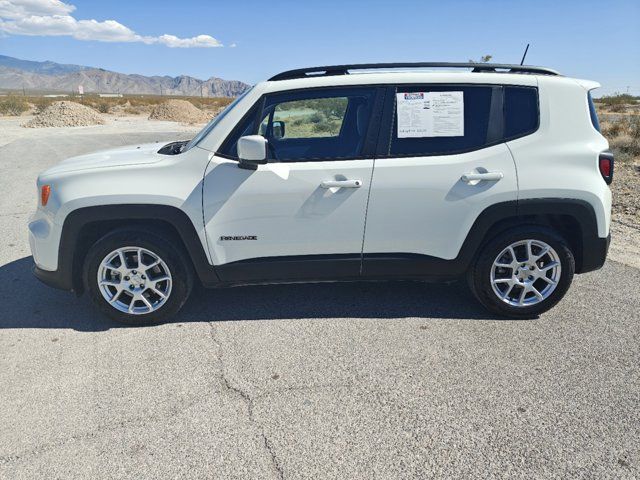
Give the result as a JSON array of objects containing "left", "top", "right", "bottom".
[{"left": 268, "top": 62, "right": 561, "bottom": 81}]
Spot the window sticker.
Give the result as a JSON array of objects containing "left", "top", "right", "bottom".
[{"left": 396, "top": 91, "right": 464, "bottom": 138}]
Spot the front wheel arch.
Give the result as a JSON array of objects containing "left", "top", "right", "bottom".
[{"left": 56, "top": 204, "right": 220, "bottom": 294}]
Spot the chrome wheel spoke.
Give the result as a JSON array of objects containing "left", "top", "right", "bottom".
[
  {"left": 151, "top": 287, "right": 167, "bottom": 299},
  {"left": 531, "top": 286, "right": 544, "bottom": 301},
  {"left": 534, "top": 246, "right": 550, "bottom": 261},
  {"left": 145, "top": 259, "right": 161, "bottom": 270},
  {"left": 539, "top": 276, "right": 557, "bottom": 285},
  {"left": 518, "top": 287, "right": 527, "bottom": 305},
  {"left": 539, "top": 261, "right": 559, "bottom": 272},
  {"left": 140, "top": 295, "right": 153, "bottom": 311},
  {"left": 109, "top": 291, "right": 123, "bottom": 304},
  {"left": 525, "top": 240, "right": 533, "bottom": 262}
]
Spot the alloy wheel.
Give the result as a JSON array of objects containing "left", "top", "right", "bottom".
[
  {"left": 490, "top": 239, "right": 562, "bottom": 307},
  {"left": 97, "top": 246, "right": 172, "bottom": 315}
]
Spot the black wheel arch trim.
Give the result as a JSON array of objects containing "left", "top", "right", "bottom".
[
  {"left": 34, "top": 198, "right": 607, "bottom": 293},
  {"left": 39, "top": 204, "right": 219, "bottom": 293}
]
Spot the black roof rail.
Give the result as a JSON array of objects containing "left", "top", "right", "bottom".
[{"left": 268, "top": 62, "right": 561, "bottom": 81}]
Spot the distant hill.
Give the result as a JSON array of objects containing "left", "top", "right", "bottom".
[
  {"left": 0, "top": 55, "right": 250, "bottom": 97},
  {"left": 0, "top": 54, "right": 90, "bottom": 75}
]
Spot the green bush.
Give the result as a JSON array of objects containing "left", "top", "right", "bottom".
[{"left": 0, "top": 95, "right": 29, "bottom": 116}]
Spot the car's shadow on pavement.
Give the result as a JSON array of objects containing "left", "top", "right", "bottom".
[{"left": 0, "top": 256, "right": 518, "bottom": 331}]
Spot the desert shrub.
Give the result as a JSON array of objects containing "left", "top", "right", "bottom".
[
  {"left": 0, "top": 95, "right": 29, "bottom": 115},
  {"left": 598, "top": 94, "right": 639, "bottom": 107},
  {"left": 628, "top": 116, "right": 640, "bottom": 138},
  {"left": 312, "top": 120, "right": 341, "bottom": 135},
  {"left": 124, "top": 106, "right": 142, "bottom": 115},
  {"left": 32, "top": 98, "right": 53, "bottom": 114},
  {"left": 96, "top": 102, "right": 110, "bottom": 113},
  {"left": 309, "top": 111, "right": 326, "bottom": 124},
  {"left": 601, "top": 120, "right": 625, "bottom": 137},
  {"left": 605, "top": 116, "right": 640, "bottom": 160}
]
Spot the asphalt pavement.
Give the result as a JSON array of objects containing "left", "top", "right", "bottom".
[{"left": 0, "top": 123, "right": 638, "bottom": 479}]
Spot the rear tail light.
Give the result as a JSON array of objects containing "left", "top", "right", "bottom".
[
  {"left": 40, "top": 185, "right": 51, "bottom": 206},
  {"left": 598, "top": 152, "right": 614, "bottom": 184}
]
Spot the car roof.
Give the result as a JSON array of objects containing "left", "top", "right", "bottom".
[{"left": 262, "top": 71, "right": 541, "bottom": 93}]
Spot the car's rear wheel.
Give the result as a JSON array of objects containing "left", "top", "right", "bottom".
[
  {"left": 84, "top": 229, "right": 193, "bottom": 325},
  {"left": 468, "top": 226, "right": 575, "bottom": 318}
]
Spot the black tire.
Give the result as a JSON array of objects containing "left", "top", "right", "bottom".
[
  {"left": 84, "top": 229, "right": 194, "bottom": 325},
  {"left": 467, "top": 225, "right": 575, "bottom": 318}
]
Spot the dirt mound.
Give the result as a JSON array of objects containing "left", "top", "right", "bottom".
[
  {"left": 23, "top": 101, "right": 105, "bottom": 128},
  {"left": 149, "top": 99, "right": 211, "bottom": 124}
]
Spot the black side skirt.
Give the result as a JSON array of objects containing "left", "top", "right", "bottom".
[{"left": 214, "top": 253, "right": 463, "bottom": 285}]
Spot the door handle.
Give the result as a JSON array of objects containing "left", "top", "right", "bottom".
[
  {"left": 461, "top": 171, "right": 504, "bottom": 183},
  {"left": 320, "top": 179, "right": 362, "bottom": 189}
]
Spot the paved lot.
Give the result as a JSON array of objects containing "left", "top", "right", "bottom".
[{"left": 0, "top": 120, "right": 638, "bottom": 479}]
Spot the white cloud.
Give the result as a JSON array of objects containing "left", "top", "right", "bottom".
[
  {"left": 0, "top": 0, "right": 74, "bottom": 18},
  {"left": 0, "top": 0, "right": 223, "bottom": 47}
]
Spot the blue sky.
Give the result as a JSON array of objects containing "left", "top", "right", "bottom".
[{"left": 1, "top": 0, "right": 639, "bottom": 95}]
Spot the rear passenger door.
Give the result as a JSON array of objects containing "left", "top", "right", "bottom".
[{"left": 362, "top": 84, "right": 536, "bottom": 275}]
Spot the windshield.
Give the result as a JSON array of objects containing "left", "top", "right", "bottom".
[{"left": 183, "top": 86, "right": 254, "bottom": 152}]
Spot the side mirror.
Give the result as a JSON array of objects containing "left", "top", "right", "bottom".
[
  {"left": 237, "top": 135, "right": 268, "bottom": 170},
  {"left": 272, "top": 120, "right": 285, "bottom": 139}
]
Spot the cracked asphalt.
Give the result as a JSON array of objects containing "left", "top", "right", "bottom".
[{"left": 1, "top": 119, "right": 639, "bottom": 479}]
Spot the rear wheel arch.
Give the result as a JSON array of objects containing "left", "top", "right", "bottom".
[{"left": 460, "top": 199, "right": 599, "bottom": 274}]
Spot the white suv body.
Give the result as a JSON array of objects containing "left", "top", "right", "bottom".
[{"left": 29, "top": 63, "right": 612, "bottom": 323}]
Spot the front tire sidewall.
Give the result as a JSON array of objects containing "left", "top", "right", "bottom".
[
  {"left": 84, "top": 230, "right": 193, "bottom": 325},
  {"left": 469, "top": 226, "right": 575, "bottom": 318}
]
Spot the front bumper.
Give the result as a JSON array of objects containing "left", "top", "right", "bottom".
[{"left": 33, "top": 264, "right": 74, "bottom": 291}]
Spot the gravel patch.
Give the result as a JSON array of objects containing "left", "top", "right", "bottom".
[
  {"left": 23, "top": 101, "right": 105, "bottom": 128},
  {"left": 149, "top": 99, "right": 211, "bottom": 124}
]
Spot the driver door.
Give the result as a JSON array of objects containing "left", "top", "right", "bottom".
[{"left": 202, "top": 86, "right": 384, "bottom": 282}]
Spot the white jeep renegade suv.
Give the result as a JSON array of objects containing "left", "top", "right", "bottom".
[{"left": 29, "top": 62, "right": 612, "bottom": 324}]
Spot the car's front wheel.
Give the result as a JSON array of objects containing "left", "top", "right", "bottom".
[
  {"left": 468, "top": 226, "right": 575, "bottom": 318},
  {"left": 84, "top": 229, "right": 193, "bottom": 325}
]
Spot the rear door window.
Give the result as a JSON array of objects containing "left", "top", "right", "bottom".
[{"left": 388, "top": 85, "right": 494, "bottom": 156}]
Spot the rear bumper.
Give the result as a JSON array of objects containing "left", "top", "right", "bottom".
[{"left": 579, "top": 233, "right": 610, "bottom": 273}]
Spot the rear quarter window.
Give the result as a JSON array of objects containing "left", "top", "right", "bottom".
[
  {"left": 504, "top": 86, "right": 539, "bottom": 140},
  {"left": 587, "top": 91, "right": 600, "bottom": 132}
]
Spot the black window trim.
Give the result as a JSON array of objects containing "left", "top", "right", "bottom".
[
  {"left": 375, "top": 83, "right": 540, "bottom": 159},
  {"left": 216, "top": 85, "right": 387, "bottom": 163}
]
